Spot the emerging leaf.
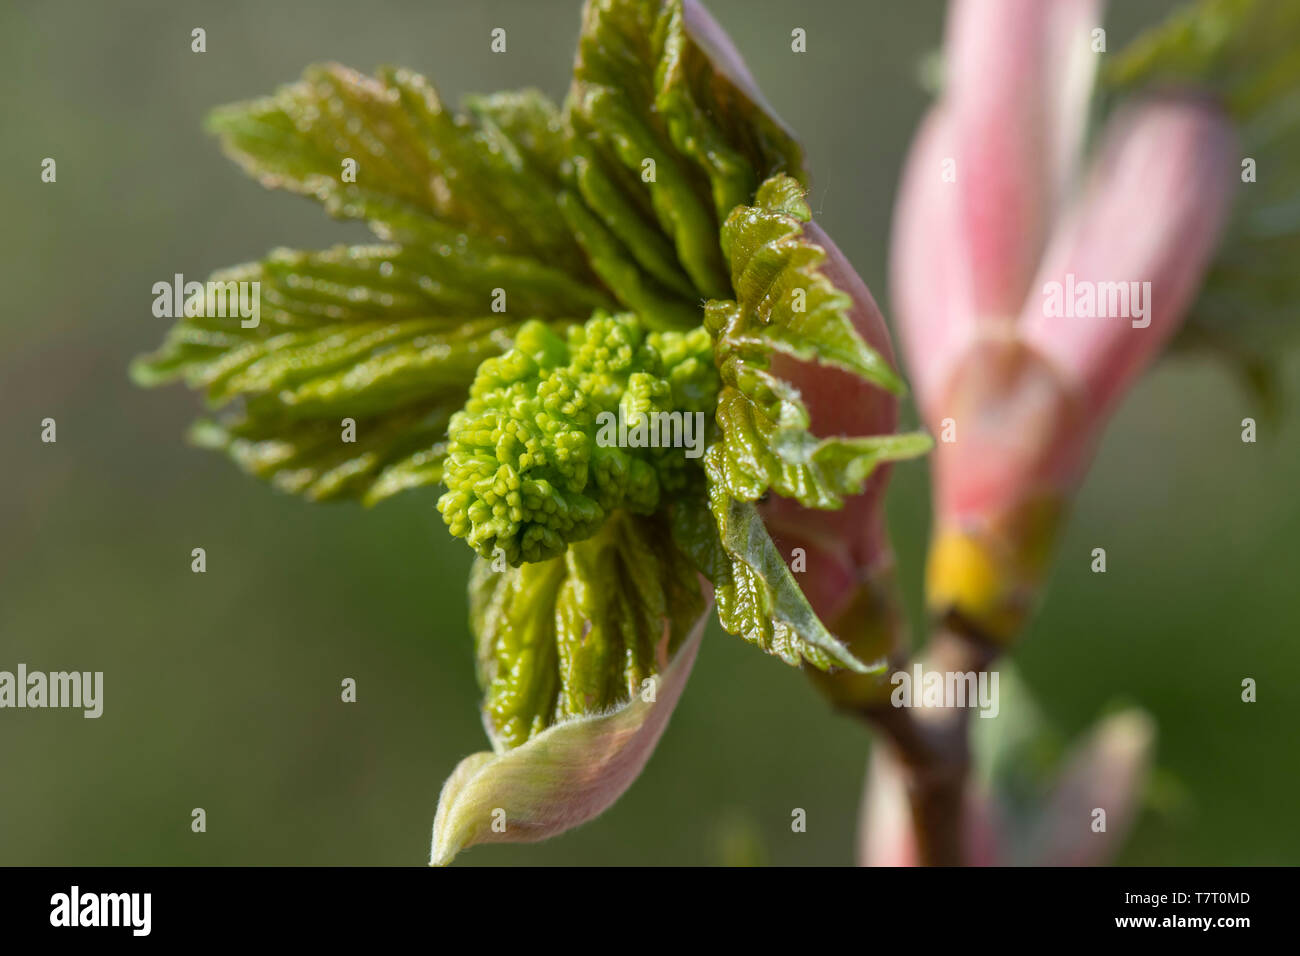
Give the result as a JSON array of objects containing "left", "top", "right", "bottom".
[
  {"left": 704, "top": 175, "right": 928, "bottom": 510},
  {"left": 137, "top": 69, "right": 618, "bottom": 504},
  {"left": 207, "top": 69, "right": 593, "bottom": 276},
  {"left": 137, "top": 8, "right": 814, "bottom": 501},
  {"left": 467, "top": 509, "right": 705, "bottom": 751},
  {"left": 563, "top": 0, "right": 808, "bottom": 323},
  {"left": 132, "top": 0, "right": 928, "bottom": 865},
  {"left": 431, "top": 599, "right": 706, "bottom": 865},
  {"left": 132, "top": 243, "right": 594, "bottom": 504},
  {"left": 669, "top": 483, "right": 873, "bottom": 673}
]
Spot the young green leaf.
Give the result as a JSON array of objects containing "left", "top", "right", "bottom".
[
  {"left": 131, "top": 243, "right": 593, "bottom": 504},
  {"left": 467, "top": 509, "right": 706, "bottom": 752},
  {"left": 137, "top": 68, "right": 619, "bottom": 505},
  {"left": 138, "top": 7, "right": 820, "bottom": 498},
  {"left": 667, "top": 477, "right": 872, "bottom": 673},
  {"left": 188, "top": 404, "right": 452, "bottom": 506},
  {"left": 564, "top": 0, "right": 808, "bottom": 309},
  {"left": 431, "top": 598, "right": 706, "bottom": 865},
  {"left": 704, "top": 175, "right": 929, "bottom": 509},
  {"left": 207, "top": 68, "right": 592, "bottom": 276}
]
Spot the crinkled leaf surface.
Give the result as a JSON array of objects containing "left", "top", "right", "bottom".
[
  {"left": 132, "top": 0, "right": 928, "bottom": 861},
  {"left": 562, "top": 0, "right": 808, "bottom": 325},
  {"left": 469, "top": 510, "right": 705, "bottom": 752},
  {"left": 131, "top": 242, "right": 586, "bottom": 504},
  {"left": 703, "top": 175, "right": 927, "bottom": 510},
  {"left": 136, "top": 1, "right": 813, "bottom": 503},
  {"left": 431, "top": 605, "right": 705, "bottom": 865},
  {"left": 667, "top": 482, "right": 860, "bottom": 673},
  {"left": 207, "top": 70, "right": 592, "bottom": 272},
  {"left": 430, "top": 510, "right": 706, "bottom": 864},
  {"left": 1107, "top": 0, "right": 1300, "bottom": 404},
  {"left": 672, "top": 175, "right": 929, "bottom": 670},
  {"left": 135, "top": 74, "right": 607, "bottom": 504}
]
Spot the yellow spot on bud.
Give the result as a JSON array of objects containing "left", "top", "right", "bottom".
[{"left": 927, "top": 529, "right": 1006, "bottom": 634}]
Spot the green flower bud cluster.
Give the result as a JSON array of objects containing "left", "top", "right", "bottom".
[{"left": 438, "top": 313, "right": 718, "bottom": 565}]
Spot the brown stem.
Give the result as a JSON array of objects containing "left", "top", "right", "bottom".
[{"left": 858, "top": 627, "right": 1001, "bottom": 866}]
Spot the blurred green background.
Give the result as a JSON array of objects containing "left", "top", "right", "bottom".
[{"left": 2, "top": 0, "right": 1296, "bottom": 866}]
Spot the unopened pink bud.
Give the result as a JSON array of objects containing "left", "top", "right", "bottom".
[{"left": 1020, "top": 94, "right": 1238, "bottom": 449}]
